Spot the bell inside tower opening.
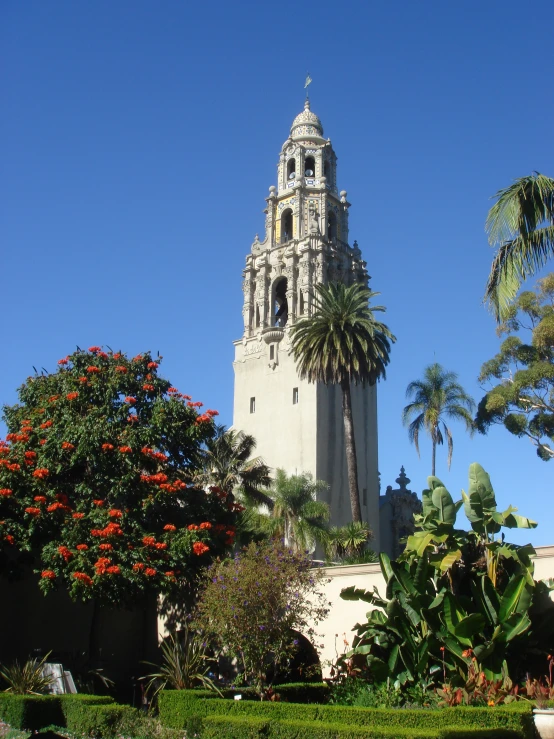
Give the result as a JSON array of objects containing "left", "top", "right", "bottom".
[
  {"left": 273, "top": 277, "right": 288, "bottom": 327},
  {"left": 281, "top": 209, "right": 293, "bottom": 244}
]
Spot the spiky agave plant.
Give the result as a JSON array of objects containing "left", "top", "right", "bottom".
[
  {"left": 141, "top": 626, "right": 220, "bottom": 703},
  {"left": 0, "top": 652, "right": 55, "bottom": 694}
]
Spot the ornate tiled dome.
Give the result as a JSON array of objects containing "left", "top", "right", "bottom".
[{"left": 290, "top": 99, "right": 323, "bottom": 139}]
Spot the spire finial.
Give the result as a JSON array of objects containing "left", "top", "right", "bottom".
[{"left": 304, "top": 73, "right": 312, "bottom": 101}]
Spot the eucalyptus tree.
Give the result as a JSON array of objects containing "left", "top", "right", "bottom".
[
  {"left": 290, "top": 282, "right": 395, "bottom": 523},
  {"left": 402, "top": 363, "right": 475, "bottom": 476},
  {"left": 484, "top": 172, "right": 554, "bottom": 321}
]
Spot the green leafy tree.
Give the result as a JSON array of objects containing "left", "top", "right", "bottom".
[
  {"left": 193, "top": 425, "right": 272, "bottom": 507},
  {"left": 244, "top": 469, "right": 330, "bottom": 553},
  {"left": 341, "top": 464, "right": 553, "bottom": 688},
  {"left": 477, "top": 274, "right": 554, "bottom": 461},
  {"left": 194, "top": 539, "right": 329, "bottom": 697},
  {"left": 484, "top": 172, "right": 554, "bottom": 321},
  {"left": 290, "top": 282, "right": 395, "bottom": 523},
  {"left": 324, "top": 521, "right": 374, "bottom": 563},
  {"left": 402, "top": 363, "right": 475, "bottom": 476},
  {"left": 0, "top": 347, "right": 238, "bottom": 606}
]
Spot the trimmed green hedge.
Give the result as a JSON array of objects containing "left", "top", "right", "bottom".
[
  {"left": 198, "top": 715, "right": 525, "bottom": 739},
  {"left": 186, "top": 682, "right": 330, "bottom": 704},
  {"left": 0, "top": 693, "right": 113, "bottom": 731},
  {"left": 158, "top": 691, "right": 535, "bottom": 739}
]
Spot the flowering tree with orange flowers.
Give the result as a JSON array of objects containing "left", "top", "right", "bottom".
[{"left": 0, "top": 347, "right": 240, "bottom": 607}]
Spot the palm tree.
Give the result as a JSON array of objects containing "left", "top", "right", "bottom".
[
  {"left": 193, "top": 425, "right": 272, "bottom": 507},
  {"left": 290, "top": 282, "right": 395, "bottom": 523},
  {"left": 324, "top": 521, "right": 373, "bottom": 562},
  {"left": 484, "top": 172, "right": 554, "bottom": 322},
  {"left": 245, "top": 469, "right": 330, "bottom": 554},
  {"left": 402, "top": 363, "right": 475, "bottom": 476}
]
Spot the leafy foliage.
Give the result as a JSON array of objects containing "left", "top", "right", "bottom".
[
  {"left": 194, "top": 540, "right": 329, "bottom": 696},
  {"left": 0, "top": 652, "right": 55, "bottom": 695},
  {"left": 477, "top": 274, "right": 554, "bottom": 460},
  {"left": 324, "top": 521, "right": 374, "bottom": 563},
  {"left": 290, "top": 282, "right": 395, "bottom": 522},
  {"left": 244, "top": 469, "right": 330, "bottom": 554},
  {"left": 484, "top": 172, "right": 554, "bottom": 321},
  {"left": 0, "top": 347, "right": 239, "bottom": 605},
  {"left": 402, "top": 363, "right": 475, "bottom": 475},
  {"left": 340, "top": 464, "right": 553, "bottom": 688},
  {"left": 193, "top": 425, "right": 272, "bottom": 507},
  {"left": 141, "top": 628, "right": 219, "bottom": 702}
]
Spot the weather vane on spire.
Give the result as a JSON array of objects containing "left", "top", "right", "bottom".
[{"left": 304, "top": 73, "right": 312, "bottom": 100}]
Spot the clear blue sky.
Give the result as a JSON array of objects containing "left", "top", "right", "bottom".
[{"left": 2, "top": 1, "right": 553, "bottom": 545}]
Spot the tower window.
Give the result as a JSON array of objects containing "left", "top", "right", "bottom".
[
  {"left": 327, "top": 211, "right": 337, "bottom": 241},
  {"left": 292, "top": 387, "right": 299, "bottom": 404},
  {"left": 250, "top": 397, "right": 256, "bottom": 414},
  {"left": 281, "top": 208, "right": 293, "bottom": 244},
  {"left": 287, "top": 158, "right": 296, "bottom": 180},
  {"left": 274, "top": 277, "right": 288, "bottom": 327},
  {"left": 304, "top": 156, "right": 315, "bottom": 177}
]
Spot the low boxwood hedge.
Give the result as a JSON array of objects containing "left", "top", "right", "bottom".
[
  {"left": 63, "top": 702, "right": 141, "bottom": 739},
  {"left": 0, "top": 693, "right": 113, "bottom": 731},
  {"left": 198, "top": 715, "right": 525, "bottom": 739},
  {"left": 158, "top": 691, "right": 535, "bottom": 739}
]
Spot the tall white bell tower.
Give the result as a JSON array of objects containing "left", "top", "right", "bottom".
[{"left": 232, "top": 99, "right": 380, "bottom": 546}]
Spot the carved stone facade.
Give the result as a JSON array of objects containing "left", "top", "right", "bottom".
[
  {"left": 233, "top": 100, "right": 380, "bottom": 542},
  {"left": 379, "top": 467, "right": 422, "bottom": 559}
]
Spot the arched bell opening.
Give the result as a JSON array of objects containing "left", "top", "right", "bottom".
[
  {"left": 281, "top": 208, "right": 293, "bottom": 244},
  {"left": 298, "top": 291, "right": 305, "bottom": 316},
  {"left": 287, "top": 158, "right": 296, "bottom": 181},
  {"left": 304, "top": 156, "right": 315, "bottom": 177},
  {"left": 327, "top": 211, "right": 337, "bottom": 241},
  {"left": 273, "top": 277, "right": 288, "bottom": 327}
]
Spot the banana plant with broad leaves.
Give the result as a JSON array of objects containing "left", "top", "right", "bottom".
[{"left": 341, "top": 463, "right": 554, "bottom": 687}]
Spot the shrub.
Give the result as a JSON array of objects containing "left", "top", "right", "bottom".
[
  {"left": 63, "top": 703, "right": 141, "bottom": 738},
  {"left": 0, "top": 693, "right": 115, "bottom": 732},
  {"left": 157, "top": 691, "right": 535, "bottom": 738}
]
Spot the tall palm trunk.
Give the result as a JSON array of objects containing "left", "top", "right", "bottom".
[
  {"left": 431, "top": 439, "right": 436, "bottom": 477},
  {"left": 340, "top": 378, "right": 362, "bottom": 523}
]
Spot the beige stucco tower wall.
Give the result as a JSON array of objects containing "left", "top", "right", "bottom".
[{"left": 232, "top": 100, "right": 380, "bottom": 547}]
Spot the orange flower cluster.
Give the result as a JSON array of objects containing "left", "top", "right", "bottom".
[
  {"left": 99, "top": 543, "right": 113, "bottom": 550},
  {"left": 0, "top": 489, "right": 12, "bottom": 497},
  {"left": 163, "top": 524, "right": 176, "bottom": 531},
  {"left": 124, "top": 397, "right": 136, "bottom": 405},
  {"left": 142, "top": 384, "right": 154, "bottom": 392},
  {"left": 93, "top": 499, "right": 104, "bottom": 506},
  {"left": 41, "top": 570, "right": 56, "bottom": 580},
  {"left": 87, "top": 366, "right": 100, "bottom": 374},
  {"left": 34, "top": 495, "right": 46, "bottom": 502},
  {"left": 72, "top": 512, "right": 85, "bottom": 519},
  {"left": 115, "top": 366, "right": 127, "bottom": 374},
  {"left": 109, "top": 509, "right": 122, "bottom": 518},
  {"left": 79, "top": 377, "right": 88, "bottom": 384},
  {"left": 76, "top": 544, "right": 88, "bottom": 551},
  {"left": 39, "top": 439, "right": 47, "bottom": 445},
  {"left": 127, "top": 415, "right": 139, "bottom": 424},
  {"left": 4, "top": 535, "right": 14, "bottom": 545},
  {"left": 88, "top": 346, "right": 102, "bottom": 353},
  {"left": 25, "top": 451, "right": 37, "bottom": 460},
  {"left": 205, "top": 409, "right": 219, "bottom": 417},
  {"left": 58, "top": 358, "right": 69, "bottom": 365},
  {"left": 188, "top": 524, "right": 198, "bottom": 531},
  {"left": 97, "top": 351, "right": 108, "bottom": 359},
  {"left": 187, "top": 401, "right": 203, "bottom": 408},
  {"left": 25, "top": 507, "right": 41, "bottom": 516},
  {"left": 113, "top": 353, "right": 122, "bottom": 360},
  {"left": 195, "top": 414, "right": 212, "bottom": 424},
  {"left": 33, "top": 468, "right": 49, "bottom": 479},
  {"left": 4, "top": 463, "right": 21, "bottom": 472},
  {"left": 61, "top": 442, "right": 75, "bottom": 450},
  {"left": 140, "top": 448, "right": 167, "bottom": 463},
  {"left": 73, "top": 572, "right": 93, "bottom": 585},
  {"left": 192, "top": 542, "right": 209, "bottom": 556},
  {"left": 133, "top": 563, "right": 145, "bottom": 572},
  {"left": 47, "top": 502, "right": 70, "bottom": 512},
  {"left": 147, "top": 361, "right": 158, "bottom": 369},
  {"left": 132, "top": 354, "right": 143, "bottom": 362},
  {"left": 142, "top": 536, "right": 156, "bottom": 547},
  {"left": 141, "top": 473, "right": 168, "bottom": 484},
  {"left": 40, "top": 421, "right": 53, "bottom": 430},
  {"left": 144, "top": 567, "right": 156, "bottom": 576},
  {"left": 102, "top": 443, "right": 114, "bottom": 451},
  {"left": 159, "top": 482, "right": 186, "bottom": 493},
  {"left": 7, "top": 433, "right": 29, "bottom": 442},
  {"left": 199, "top": 522, "right": 212, "bottom": 530},
  {"left": 90, "top": 522, "right": 123, "bottom": 538},
  {"left": 58, "top": 546, "right": 73, "bottom": 562},
  {"left": 48, "top": 395, "right": 60, "bottom": 403},
  {"left": 165, "top": 571, "right": 175, "bottom": 578},
  {"left": 66, "top": 392, "right": 79, "bottom": 401},
  {"left": 119, "top": 446, "right": 132, "bottom": 454},
  {"left": 94, "top": 557, "right": 111, "bottom": 574}
]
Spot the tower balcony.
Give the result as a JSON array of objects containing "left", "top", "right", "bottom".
[{"left": 262, "top": 327, "right": 285, "bottom": 344}]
